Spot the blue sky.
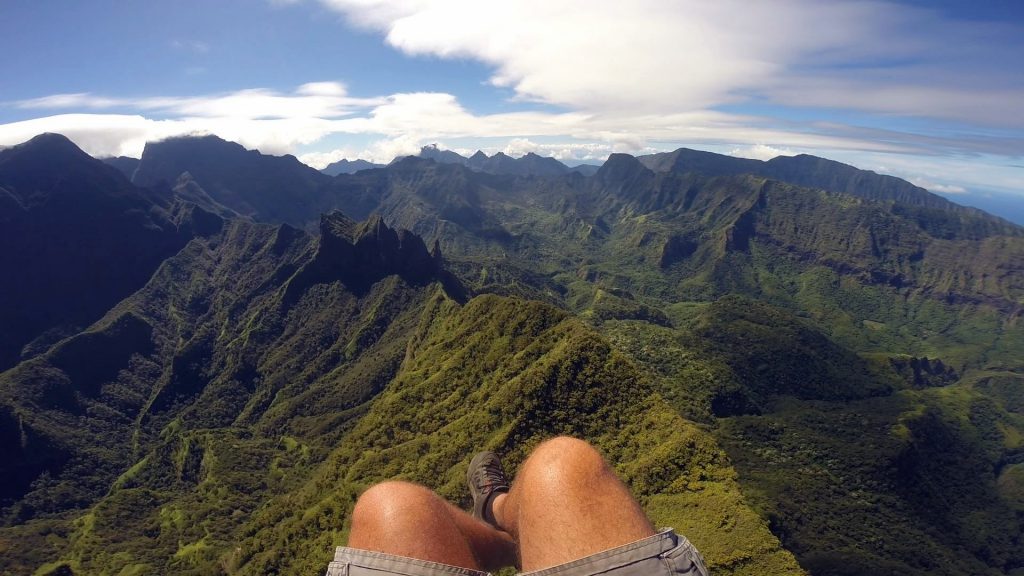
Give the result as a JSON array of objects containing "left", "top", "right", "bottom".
[{"left": 1, "top": 0, "right": 1022, "bottom": 213}]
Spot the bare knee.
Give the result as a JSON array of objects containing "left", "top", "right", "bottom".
[
  {"left": 522, "top": 436, "right": 609, "bottom": 485},
  {"left": 350, "top": 481, "right": 435, "bottom": 537}
]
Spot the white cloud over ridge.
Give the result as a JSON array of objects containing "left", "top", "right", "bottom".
[
  {"left": 1, "top": 0, "right": 1022, "bottom": 196},
  {"left": 908, "top": 177, "right": 968, "bottom": 195},
  {"left": 730, "top": 144, "right": 799, "bottom": 162},
  {"left": 3, "top": 86, "right": 941, "bottom": 162}
]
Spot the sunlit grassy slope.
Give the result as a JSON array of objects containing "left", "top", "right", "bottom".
[{"left": 5, "top": 293, "right": 803, "bottom": 575}]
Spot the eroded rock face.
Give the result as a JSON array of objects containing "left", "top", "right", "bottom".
[
  {"left": 321, "top": 212, "right": 440, "bottom": 285},
  {"left": 659, "top": 235, "right": 699, "bottom": 268},
  {"left": 284, "top": 212, "right": 454, "bottom": 301}
]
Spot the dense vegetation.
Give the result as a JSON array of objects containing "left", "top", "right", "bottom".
[{"left": 1, "top": 134, "right": 1022, "bottom": 575}]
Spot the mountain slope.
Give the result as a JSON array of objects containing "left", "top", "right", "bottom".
[
  {"left": 11, "top": 295, "right": 804, "bottom": 576},
  {"left": 601, "top": 296, "right": 1024, "bottom": 576},
  {"left": 0, "top": 211, "right": 463, "bottom": 516},
  {"left": 638, "top": 148, "right": 1019, "bottom": 238},
  {"left": 0, "top": 134, "right": 209, "bottom": 371},
  {"left": 132, "top": 135, "right": 335, "bottom": 228},
  {"left": 0, "top": 213, "right": 803, "bottom": 575},
  {"left": 316, "top": 152, "right": 1024, "bottom": 374}
]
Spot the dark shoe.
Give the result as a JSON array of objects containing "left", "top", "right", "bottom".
[{"left": 467, "top": 451, "right": 510, "bottom": 528}]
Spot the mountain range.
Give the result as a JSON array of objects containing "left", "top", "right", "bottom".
[{"left": 2, "top": 133, "right": 1023, "bottom": 576}]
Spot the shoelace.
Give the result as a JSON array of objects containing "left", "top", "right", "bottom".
[{"left": 474, "top": 460, "right": 508, "bottom": 491}]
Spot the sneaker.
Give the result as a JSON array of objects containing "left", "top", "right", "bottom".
[{"left": 467, "top": 451, "right": 510, "bottom": 528}]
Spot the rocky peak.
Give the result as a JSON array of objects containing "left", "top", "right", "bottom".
[
  {"left": 14, "top": 133, "right": 89, "bottom": 158},
  {"left": 284, "top": 212, "right": 449, "bottom": 300},
  {"left": 595, "top": 153, "right": 651, "bottom": 185},
  {"left": 0, "top": 131, "right": 146, "bottom": 202},
  {"left": 418, "top": 144, "right": 468, "bottom": 165},
  {"left": 0, "top": 133, "right": 130, "bottom": 202}
]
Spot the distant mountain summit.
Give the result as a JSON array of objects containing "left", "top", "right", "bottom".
[
  {"left": 410, "top": 144, "right": 587, "bottom": 177},
  {"left": 132, "top": 135, "right": 333, "bottom": 228},
  {"left": 417, "top": 143, "right": 472, "bottom": 166},
  {"left": 320, "top": 158, "right": 384, "bottom": 176},
  {"left": 471, "top": 150, "right": 571, "bottom": 176}
]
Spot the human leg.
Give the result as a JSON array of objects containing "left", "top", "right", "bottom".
[
  {"left": 488, "top": 437, "right": 657, "bottom": 571},
  {"left": 347, "top": 480, "right": 516, "bottom": 572}
]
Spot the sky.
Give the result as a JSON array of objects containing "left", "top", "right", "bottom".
[{"left": 1, "top": 0, "right": 1023, "bottom": 213}]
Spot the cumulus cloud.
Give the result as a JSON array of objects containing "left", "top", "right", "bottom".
[
  {"left": 322, "top": 0, "right": 812, "bottom": 111},
  {"left": 501, "top": 137, "right": 540, "bottom": 157}
]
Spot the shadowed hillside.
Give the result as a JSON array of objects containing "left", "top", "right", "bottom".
[{"left": 0, "top": 134, "right": 215, "bottom": 372}]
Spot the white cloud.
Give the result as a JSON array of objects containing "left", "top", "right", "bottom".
[
  {"left": 4, "top": 0, "right": 1022, "bottom": 181},
  {"left": 499, "top": 138, "right": 655, "bottom": 162},
  {"left": 299, "top": 135, "right": 425, "bottom": 167},
  {"left": 0, "top": 113, "right": 341, "bottom": 158},
  {"left": 3, "top": 78, "right": 1022, "bottom": 197},
  {"left": 366, "top": 134, "right": 424, "bottom": 162},
  {"left": 322, "top": 0, "right": 810, "bottom": 112},
  {"left": 0, "top": 87, "right": 958, "bottom": 161},
  {"left": 17, "top": 93, "right": 124, "bottom": 109},
  {"left": 298, "top": 148, "right": 358, "bottom": 169},
  {"left": 502, "top": 138, "right": 540, "bottom": 157},
  {"left": 729, "top": 144, "right": 797, "bottom": 161},
  {"left": 296, "top": 82, "right": 349, "bottom": 97},
  {"left": 315, "top": 0, "right": 1024, "bottom": 126},
  {"left": 15, "top": 83, "right": 380, "bottom": 120},
  {"left": 908, "top": 177, "right": 968, "bottom": 194}
]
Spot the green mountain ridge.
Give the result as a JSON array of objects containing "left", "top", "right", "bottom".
[
  {"left": 637, "top": 147, "right": 1020, "bottom": 232},
  {"left": 1, "top": 135, "right": 1022, "bottom": 576}
]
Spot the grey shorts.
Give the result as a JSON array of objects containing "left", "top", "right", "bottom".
[{"left": 323, "top": 529, "right": 709, "bottom": 576}]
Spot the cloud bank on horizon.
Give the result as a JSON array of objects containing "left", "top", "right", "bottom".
[{"left": 1, "top": 0, "right": 1022, "bottom": 196}]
